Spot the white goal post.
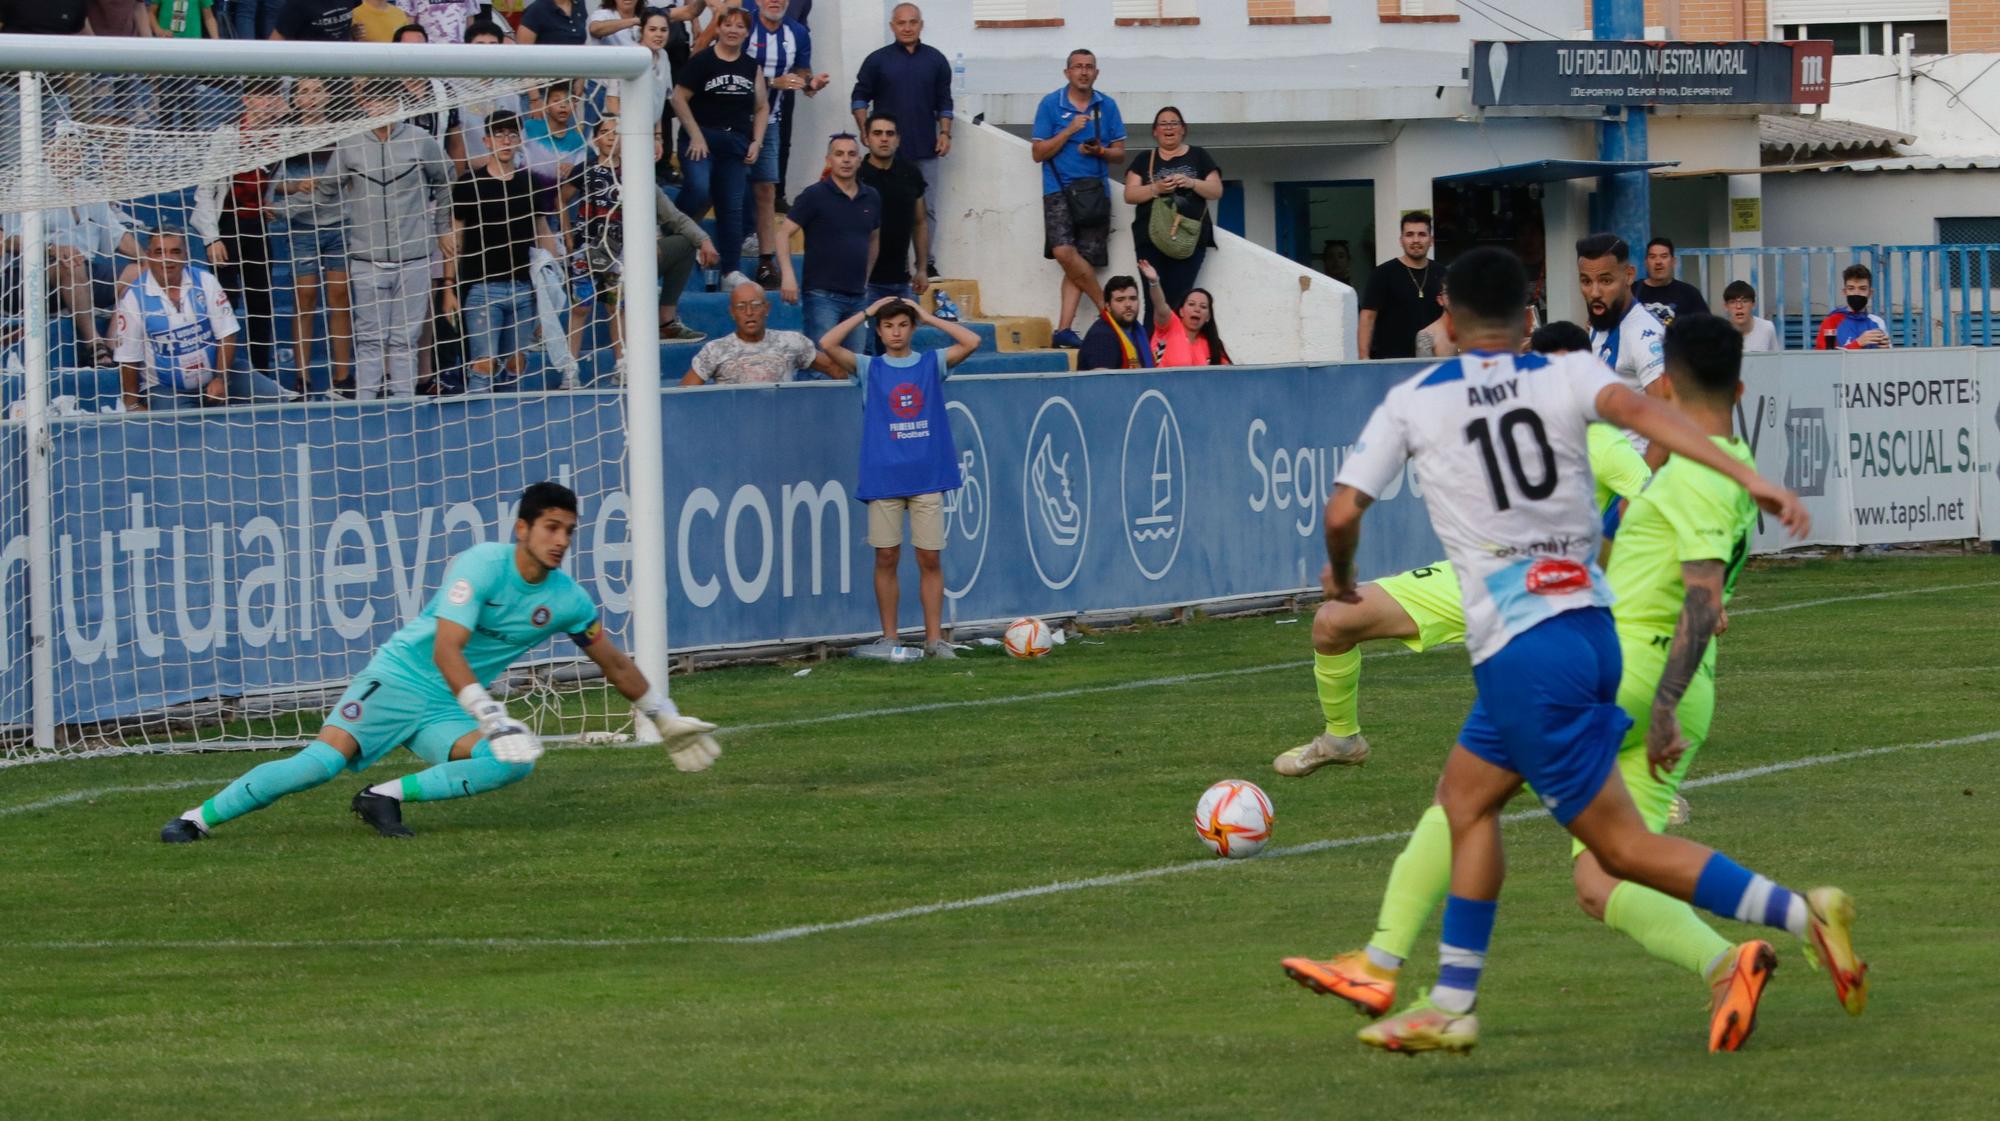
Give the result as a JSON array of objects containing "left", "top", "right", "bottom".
[{"left": 0, "top": 35, "right": 670, "bottom": 760}]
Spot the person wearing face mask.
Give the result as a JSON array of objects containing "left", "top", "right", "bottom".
[{"left": 1814, "top": 264, "right": 1892, "bottom": 349}]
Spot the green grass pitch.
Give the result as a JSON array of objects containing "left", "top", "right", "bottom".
[{"left": 4, "top": 555, "right": 1998, "bottom": 1119}]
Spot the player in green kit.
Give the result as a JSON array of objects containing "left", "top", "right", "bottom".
[
  {"left": 1281, "top": 314, "right": 1867, "bottom": 1051},
  {"left": 160, "top": 482, "right": 722, "bottom": 842},
  {"left": 1273, "top": 322, "right": 1653, "bottom": 779}
]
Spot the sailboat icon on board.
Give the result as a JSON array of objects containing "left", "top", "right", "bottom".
[{"left": 1131, "top": 416, "right": 1176, "bottom": 543}]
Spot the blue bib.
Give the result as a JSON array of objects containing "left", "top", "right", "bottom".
[
  {"left": 856, "top": 350, "right": 961, "bottom": 501},
  {"left": 137, "top": 269, "right": 221, "bottom": 391}
]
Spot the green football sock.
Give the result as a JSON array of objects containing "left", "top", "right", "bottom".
[
  {"left": 1603, "top": 879, "right": 1734, "bottom": 978},
  {"left": 397, "top": 751, "right": 535, "bottom": 803},
  {"left": 1313, "top": 648, "right": 1362, "bottom": 737},
  {"left": 200, "top": 742, "right": 346, "bottom": 827},
  {"left": 1366, "top": 803, "right": 1452, "bottom": 964}
]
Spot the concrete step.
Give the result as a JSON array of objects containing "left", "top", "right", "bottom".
[{"left": 982, "top": 315, "right": 1054, "bottom": 352}]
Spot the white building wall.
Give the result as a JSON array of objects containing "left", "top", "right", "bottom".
[
  {"left": 912, "top": 0, "right": 1581, "bottom": 62},
  {"left": 924, "top": 119, "right": 1359, "bottom": 362},
  {"left": 1822, "top": 52, "right": 2000, "bottom": 155},
  {"left": 1644, "top": 115, "right": 1765, "bottom": 271},
  {"left": 1764, "top": 169, "right": 1998, "bottom": 245}
]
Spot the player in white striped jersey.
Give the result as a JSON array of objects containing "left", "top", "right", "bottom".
[
  {"left": 1579, "top": 232, "right": 1667, "bottom": 392},
  {"left": 1309, "top": 248, "right": 1863, "bottom": 1055},
  {"left": 1579, "top": 232, "right": 1669, "bottom": 464}
]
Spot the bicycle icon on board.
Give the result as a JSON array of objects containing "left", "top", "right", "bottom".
[{"left": 941, "top": 448, "right": 984, "bottom": 544}]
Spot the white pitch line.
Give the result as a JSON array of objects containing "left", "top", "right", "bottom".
[
  {"left": 1728, "top": 579, "right": 2000, "bottom": 618},
  {"left": 711, "top": 577, "right": 1997, "bottom": 739},
  {"left": 1, "top": 578, "right": 1989, "bottom": 817},
  {"left": 16, "top": 726, "right": 1997, "bottom": 954},
  {"left": 0, "top": 576, "right": 1986, "bottom": 787},
  {"left": 722, "top": 657, "right": 1321, "bottom": 735},
  {"left": 0, "top": 778, "right": 237, "bottom": 819}
]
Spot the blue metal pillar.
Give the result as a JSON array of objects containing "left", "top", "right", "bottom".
[{"left": 1593, "top": 0, "right": 1649, "bottom": 252}]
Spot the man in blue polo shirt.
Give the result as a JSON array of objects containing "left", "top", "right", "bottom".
[
  {"left": 851, "top": 3, "right": 953, "bottom": 280},
  {"left": 778, "top": 133, "right": 882, "bottom": 356},
  {"left": 1031, "top": 48, "right": 1125, "bottom": 349},
  {"left": 516, "top": 0, "right": 588, "bottom": 45}
]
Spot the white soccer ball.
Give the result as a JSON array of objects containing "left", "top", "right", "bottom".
[
  {"left": 1003, "top": 616, "right": 1053, "bottom": 658},
  {"left": 1194, "top": 779, "right": 1275, "bottom": 859}
]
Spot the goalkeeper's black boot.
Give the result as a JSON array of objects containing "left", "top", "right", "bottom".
[
  {"left": 159, "top": 817, "right": 208, "bottom": 843},
  {"left": 351, "top": 788, "right": 415, "bottom": 838}
]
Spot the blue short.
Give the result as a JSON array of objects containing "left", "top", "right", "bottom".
[
  {"left": 1458, "top": 607, "right": 1631, "bottom": 825},
  {"left": 749, "top": 127, "right": 781, "bottom": 184},
  {"left": 321, "top": 673, "right": 479, "bottom": 773},
  {"left": 285, "top": 222, "right": 347, "bottom": 278},
  {"left": 462, "top": 278, "right": 536, "bottom": 381}
]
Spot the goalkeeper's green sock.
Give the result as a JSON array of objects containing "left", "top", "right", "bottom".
[
  {"left": 1603, "top": 879, "right": 1735, "bottom": 978},
  {"left": 194, "top": 742, "right": 346, "bottom": 828},
  {"left": 1364, "top": 803, "right": 1452, "bottom": 968},
  {"left": 391, "top": 748, "right": 535, "bottom": 803},
  {"left": 1313, "top": 648, "right": 1362, "bottom": 737}
]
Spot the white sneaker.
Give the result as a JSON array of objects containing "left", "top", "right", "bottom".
[{"left": 1272, "top": 732, "right": 1372, "bottom": 777}]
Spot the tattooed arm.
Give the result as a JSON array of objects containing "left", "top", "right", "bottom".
[{"left": 1647, "top": 559, "right": 1726, "bottom": 781}]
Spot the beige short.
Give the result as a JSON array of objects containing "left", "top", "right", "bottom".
[{"left": 867, "top": 493, "right": 946, "bottom": 550}]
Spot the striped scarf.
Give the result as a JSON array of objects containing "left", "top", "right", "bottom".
[{"left": 1099, "top": 306, "right": 1155, "bottom": 370}]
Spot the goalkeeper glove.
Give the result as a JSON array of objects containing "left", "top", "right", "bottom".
[
  {"left": 634, "top": 689, "right": 721, "bottom": 772},
  {"left": 458, "top": 683, "right": 543, "bottom": 764}
]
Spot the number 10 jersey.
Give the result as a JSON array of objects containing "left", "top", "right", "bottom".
[{"left": 1335, "top": 348, "right": 1624, "bottom": 664}]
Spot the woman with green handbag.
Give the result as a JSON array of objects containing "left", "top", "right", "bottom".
[{"left": 1123, "top": 106, "right": 1223, "bottom": 326}]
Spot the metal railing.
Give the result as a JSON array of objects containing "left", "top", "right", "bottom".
[{"left": 1676, "top": 244, "right": 2000, "bottom": 349}]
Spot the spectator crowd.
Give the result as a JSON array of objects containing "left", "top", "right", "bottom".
[
  {"left": 4, "top": 0, "right": 1257, "bottom": 412},
  {"left": 2, "top": 0, "right": 1827, "bottom": 414}
]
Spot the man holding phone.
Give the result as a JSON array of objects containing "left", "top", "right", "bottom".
[{"left": 1030, "top": 48, "right": 1125, "bottom": 349}]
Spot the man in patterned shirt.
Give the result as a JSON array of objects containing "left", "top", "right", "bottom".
[{"left": 680, "top": 278, "right": 840, "bottom": 384}]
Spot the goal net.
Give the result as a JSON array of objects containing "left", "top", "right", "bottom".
[{"left": 1, "top": 42, "right": 670, "bottom": 765}]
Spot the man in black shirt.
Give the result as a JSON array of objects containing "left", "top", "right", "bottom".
[
  {"left": 446, "top": 111, "right": 562, "bottom": 393},
  {"left": 0, "top": 0, "right": 87, "bottom": 33},
  {"left": 271, "top": 0, "right": 354, "bottom": 40},
  {"left": 1637, "top": 236, "right": 1709, "bottom": 326},
  {"left": 857, "top": 112, "right": 930, "bottom": 353},
  {"left": 1358, "top": 211, "right": 1441, "bottom": 359}
]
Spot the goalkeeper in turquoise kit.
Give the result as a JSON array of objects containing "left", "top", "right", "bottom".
[{"left": 161, "top": 482, "right": 721, "bottom": 842}]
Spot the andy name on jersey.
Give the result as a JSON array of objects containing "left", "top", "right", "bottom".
[{"left": 1465, "top": 378, "right": 1527, "bottom": 408}]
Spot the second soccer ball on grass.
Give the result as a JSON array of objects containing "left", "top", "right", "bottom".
[{"left": 1003, "top": 616, "right": 1054, "bottom": 658}]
